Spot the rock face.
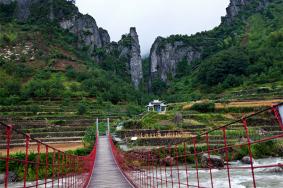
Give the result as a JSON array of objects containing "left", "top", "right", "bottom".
[
  {"left": 201, "top": 154, "right": 224, "bottom": 168},
  {"left": 99, "top": 28, "right": 111, "bottom": 46},
  {"left": 222, "top": 0, "right": 270, "bottom": 24},
  {"left": 0, "top": 0, "right": 110, "bottom": 55},
  {"left": 128, "top": 27, "right": 143, "bottom": 89},
  {"left": 59, "top": 14, "right": 108, "bottom": 53},
  {"left": 149, "top": 37, "right": 201, "bottom": 83},
  {"left": 110, "top": 27, "right": 143, "bottom": 89}
]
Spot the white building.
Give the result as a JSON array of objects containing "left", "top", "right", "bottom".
[{"left": 146, "top": 100, "right": 167, "bottom": 113}]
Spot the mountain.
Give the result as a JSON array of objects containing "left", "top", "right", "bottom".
[
  {"left": 0, "top": 0, "right": 146, "bottom": 105},
  {"left": 148, "top": 0, "right": 283, "bottom": 101},
  {"left": 0, "top": 0, "right": 282, "bottom": 106}
]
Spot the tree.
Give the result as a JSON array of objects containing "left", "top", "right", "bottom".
[
  {"left": 176, "top": 59, "right": 192, "bottom": 78},
  {"left": 197, "top": 47, "right": 249, "bottom": 86}
]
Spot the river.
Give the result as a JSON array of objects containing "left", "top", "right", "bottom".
[{"left": 144, "top": 157, "right": 283, "bottom": 188}]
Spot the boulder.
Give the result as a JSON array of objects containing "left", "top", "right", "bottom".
[
  {"left": 0, "top": 171, "right": 17, "bottom": 184},
  {"left": 162, "top": 156, "right": 174, "bottom": 166},
  {"left": 262, "top": 165, "right": 283, "bottom": 174},
  {"left": 201, "top": 154, "right": 224, "bottom": 168},
  {"left": 241, "top": 156, "right": 254, "bottom": 164}
]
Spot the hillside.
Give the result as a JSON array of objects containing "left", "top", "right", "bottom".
[
  {"left": 0, "top": 0, "right": 148, "bottom": 106},
  {"left": 0, "top": 0, "right": 147, "bottom": 149},
  {"left": 148, "top": 0, "right": 283, "bottom": 102},
  {"left": 0, "top": 0, "right": 282, "bottom": 150}
]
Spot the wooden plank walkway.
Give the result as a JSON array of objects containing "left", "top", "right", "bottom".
[{"left": 88, "top": 136, "right": 133, "bottom": 188}]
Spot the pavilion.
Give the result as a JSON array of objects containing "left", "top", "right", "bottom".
[{"left": 146, "top": 100, "right": 167, "bottom": 113}]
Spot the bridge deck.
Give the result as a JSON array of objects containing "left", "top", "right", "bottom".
[{"left": 88, "top": 136, "right": 133, "bottom": 188}]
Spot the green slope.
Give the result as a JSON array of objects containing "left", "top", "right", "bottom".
[{"left": 154, "top": 0, "right": 283, "bottom": 102}]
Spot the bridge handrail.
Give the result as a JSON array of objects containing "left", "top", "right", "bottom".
[
  {"left": 0, "top": 121, "right": 98, "bottom": 188},
  {"left": 109, "top": 102, "right": 283, "bottom": 188}
]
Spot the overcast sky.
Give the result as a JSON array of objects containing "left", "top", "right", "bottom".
[{"left": 76, "top": 0, "right": 230, "bottom": 55}]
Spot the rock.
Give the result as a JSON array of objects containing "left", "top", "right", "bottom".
[
  {"left": 174, "top": 113, "right": 183, "bottom": 124},
  {"left": 241, "top": 156, "right": 254, "bottom": 164},
  {"left": 149, "top": 37, "right": 201, "bottom": 84},
  {"left": 201, "top": 154, "right": 224, "bottom": 168},
  {"left": 99, "top": 28, "right": 111, "bottom": 46},
  {"left": 0, "top": 171, "right": 18, "bottom": 184},
  {"left": 60, "top": 14, "right": 105, "bottom": 53},
  {"left": 108, "top": 27, "right": 143, "bottom": 89},
  {"left": 128, "top": 27, "right": 143, "bottom": 89},
  {"left": 163, "top": 156, "right": 174, "bottom": 166},
  {"left": 221, "top": 0, "right": 270, "bottom": 24},
  {"left": 0, "top": 0, "right": 110, "bottom": 57},
  {"left": 262, "top": 165, "right": 283, "bottom": 174}
]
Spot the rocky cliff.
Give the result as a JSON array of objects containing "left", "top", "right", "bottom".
[
  {"left": 149, "top": 37, "right": 201, "bottom": 83},
  {"left": 0, "top": 0, "right": 110, "bottom": 55},
  {"left": 222, "top": 0, "right": 270, "bottom": 24},
  {"left": 114, "top": 28, "right": 143, "bottom": 89},
  {"left": 128, "top": 28, "right": 143, "bottom": 89},
  {"left": 148, "top": 0, "right": 271, "bottom": 87}
]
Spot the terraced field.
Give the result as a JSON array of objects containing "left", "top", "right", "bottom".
[
  {"left": 0, "top": 99, "right": 133, "bottom": 151},
  {"left": 118, "top": 99, "right": 283, "bottom": 149}
]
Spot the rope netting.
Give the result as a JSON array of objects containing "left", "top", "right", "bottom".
[
  {"left": 0, "top": 122, "right": 97, "bottom": 188},
  {"left": 109, "top": 103, "right": 283, "bottom": 188}
]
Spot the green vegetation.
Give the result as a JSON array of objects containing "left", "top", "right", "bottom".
[
  {"left": 191, "top": 102, "right": 215, "bottom": 113},
  {"left": 151, "top": 0, "right": 283, "bottom": 102},
  {"left": 0, "top": 0, "right": 151, "bottom": 107},
  {"left": 0, "top": 147, "right": 91, "bottom": 181},
  {"left": 147, "top": 140, "right": 283, "bottom": 165}
]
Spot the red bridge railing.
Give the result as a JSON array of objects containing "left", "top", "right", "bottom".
[
  {"left": 109, "top": 103, "right": 283, "bottom": 188},
  {"left": 0, "top": 122, "right": 97, "bottom": 188}
]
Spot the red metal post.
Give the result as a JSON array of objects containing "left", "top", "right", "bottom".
[
  {"left": 36, "top": 142, "right": 40, "bottom": 188},
  {"left": 168, "top": 145, "right": 173, "bottom": 188},
  {"left": 62, "top": 154, "right": 65, "bottom": 188},
  {"left": 159, "top": 148, "right": 163, "bottom": 188},
  {"left": 183, "top": 142, "right": 189, "bottom": 187},
  {"left": 174, "top": 145, "right": 181, "bottom": 188},
  {"left": 57, "top": 152, "right": 60, "bottom": 187},
  {"left": 163, "top": 147, "right": 168, "bottom": 188},
  {"left": 66, "top": 155, "right": 69, "bottom": 188},
  {"left": 242, "top": 117, "right": 257, "bottom": 188},
  {"left": 52, "top": 151, "right": 55, "bottom": 188},
  {"left": 272, "top": 106, "right": 283, "bottom": 131},
  {"left": 222, "top": 127, "right": 231, "bottom": 188},
  {"left": 23, "top": 134, "right": 30, "bottom": 188},
  {"left": 45, "top": 146, "right": 49, "bottom": 188},
  {"left": 193, "top": 137, "right": 200, "bottom": 188},
  {"left": 4, "top": 125, "right": 12, "bottom": 188},
  {"left": 148, "top": 151, "right": 151, "bottom": 188},
  {"left": 206, "top": 133, "right": 214, "bottom": 188}
]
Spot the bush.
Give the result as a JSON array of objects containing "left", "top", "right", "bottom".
[
  {"left": 123, "top": 120, "right": 143, "bottom": 129},
  {"left": 77, "top": 103, "right": 87, "bottom": 115},
  {"left": 82, "top": 126, "right": 97, "bottom": 147},
  {"left": 191, "top": 102, "right": 215, "bottom": 112},
  {"left": 26, "top": 105, "right": 41, "bottom": 114}
]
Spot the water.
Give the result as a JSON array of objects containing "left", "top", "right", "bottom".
[
  {"left": 142, "top": 157, "right": 283, "bottom": 188},
  {"left": 3, "top": 158, "right": 283, "bottom": 188}
]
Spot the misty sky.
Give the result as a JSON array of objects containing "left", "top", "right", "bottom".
[{"left": 76, "top": 0, "right": 230, "bottom": 55}]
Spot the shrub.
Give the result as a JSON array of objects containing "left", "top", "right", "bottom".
[
  {"left": 26, "top": 105, "right": 41, "bottom": 114},
  {"left": 82, "top": 126, "right": 97, "bottom": 147},
  {"left": 77, "top": 103, "right": 87, "bottom": 115},
  {"left": 123, "top": 120, "right": 143, "bottom": 129},
  {"left": 191, "top": 102, "right": 215, "bottom": 112}
]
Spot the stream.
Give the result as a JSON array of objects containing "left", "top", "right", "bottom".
[{"left": 144, "top": 157, "right": 283, "bottom": 188}]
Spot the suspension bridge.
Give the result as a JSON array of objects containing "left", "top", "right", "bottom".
[{"left": 1, "top": 103, "right": 283, "bottom": 188}]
